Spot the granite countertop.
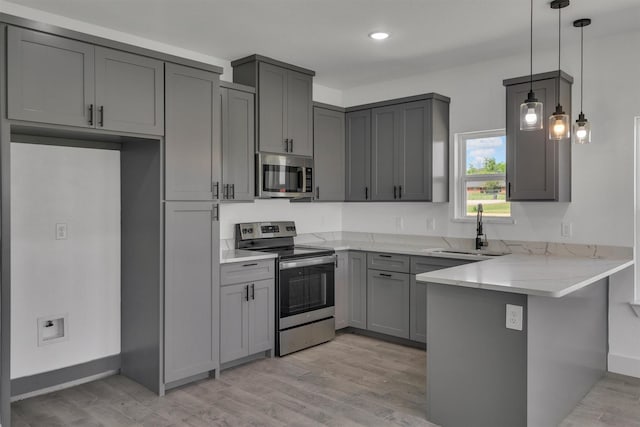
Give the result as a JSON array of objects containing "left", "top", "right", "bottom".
[
  {"left": 220, "top": 249, "right": 277, "bottom": 264},
  {"left": 301, "top": 239, "right": 502, "bottom": 261},
  {"left": 416, "top": 254, "right": 633, "bottom": 298},
  {"left": 297, "top": 239, "right": 633, "bottom": 298}
]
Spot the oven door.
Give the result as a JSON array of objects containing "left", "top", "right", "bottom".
[{"left": 278, "top": 255, "right": 335, "bottom": 329}]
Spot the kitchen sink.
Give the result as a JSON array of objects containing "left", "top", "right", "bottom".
[{"left": 429, "top": 249, "right": 508, "bottom": 257}]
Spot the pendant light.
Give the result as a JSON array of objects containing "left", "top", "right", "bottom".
[
  {"left": 520, "top": 0, "right": 543, "bottom": 131},
  {"left": 573, "top": 18, "right": 592, "bottom": 144},
  {"left": 549, "top": 0, "right": 570, "bottom": 141}
]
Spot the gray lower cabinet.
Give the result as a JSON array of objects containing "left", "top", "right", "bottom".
[
  {"left": 164, "top": 202, "right": 220, "bottom": 384},
  {"left": 345, "top": 110, "right": 372, "bottom": 201},
  {"left": 7, "top": 26, "right": 95, "bottom": 128},
  {"left": 220, "top": 279, "right": 275, "bottom": 364},
  {"left": 367, "top": 269, "right": 410, "bottom": 339},
  {"left": 94, "top": 47, "right": 164, "bottom": 135},
  {"left": 348, "top": 252, "right": 367, "bottom": 328},
  {"left": 220, "top": 260, "right": 275, "bottom": 365},
  {"left": 334, "top": 251, "right": 349, "bottom": 330},
  {"left": 165, "top": 63, "right": 221, "bottom": 201},
  {"left": 221, "top": 85, "right": 255, "bottom": 201},
  {"left": 313, "top": 106, "right": 345, "bottom": 201},
  {"left": 409, "top": 256, "right": 477, "bottom": 343},
  {"left": 7, "top": 26, "right": 164, "bottom": 135},
  {"left": 504, "top": 71, "right": 572, "bottom": 201}
]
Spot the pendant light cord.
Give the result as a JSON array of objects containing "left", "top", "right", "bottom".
[
  {"left": 556, "top": 5, "right": 561, "bottom": 108},
  {"left": 580, "top": 26, "right": 584, "bottom": 114},
  {"left": 529, "top": 0, "right": 533, "bottom": 92}
]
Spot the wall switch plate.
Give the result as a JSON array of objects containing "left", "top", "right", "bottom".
[
  {"left": 506, "top": 304, "right": 523, "bottom": 331},
  {"left": 56, "top": 223, "right": 68, "bottom": 240},
  {"left": 37, "top": 314, "right": 68, "bottom": 346},
  {"left": 561, "top": 222, "right": 572, "bottom": 237}
]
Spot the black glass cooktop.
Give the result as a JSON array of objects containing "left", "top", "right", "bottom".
[{"left": 257, "top": 245, "right": 335, "bottom": 260}]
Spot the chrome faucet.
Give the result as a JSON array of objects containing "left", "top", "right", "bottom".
[{"left": 475, "top": 203, "right": 488, "bottom": 250}]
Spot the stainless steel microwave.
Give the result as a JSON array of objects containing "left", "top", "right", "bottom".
[{"left": 257, "top": 153, "right": 313, "bottom": 198}]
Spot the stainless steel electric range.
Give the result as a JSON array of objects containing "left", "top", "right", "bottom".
[{"left": 235, "top": 221, "right": 336, "bottom": 356}]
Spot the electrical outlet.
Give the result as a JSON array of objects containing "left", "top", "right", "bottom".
[
  {"left": 561, "top": 222, "right": 572, "bottom": 237},
  {"left": 426, "top": 217, "right": 436, "bottom": 231},
  {"left": 506, "top": 304, "right": 523, "bottom": 331},
  {"left": 55, "top": 223, "right": 68, "bottom": 240},
  {"left": 395, "top": 216, "right": 404, "bottom": 230}
]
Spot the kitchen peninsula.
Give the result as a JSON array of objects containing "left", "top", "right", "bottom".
[{"left": 417, "top": 252, "right": 633, "bottom": 427}]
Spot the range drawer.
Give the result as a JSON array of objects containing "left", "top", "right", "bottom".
[
  {"left": 367, "top": 252, "right": 410, "bottom": 273},
  {"left": 221, "top": 259, "right": 275, "bottom": 286},
  {"left": 410, "top": 256, "right": 475, "bottom": 274}
]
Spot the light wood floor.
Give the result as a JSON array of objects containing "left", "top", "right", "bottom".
[{"left": 11, "top": 332, "right": 640, "bottom": 426}]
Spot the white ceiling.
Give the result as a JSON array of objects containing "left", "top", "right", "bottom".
[{"left": 5, "top": 0, "right": 640, "bottom": 89}]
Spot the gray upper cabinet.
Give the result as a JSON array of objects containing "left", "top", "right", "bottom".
[
  {"left": 7, "top": 27, "right": 164, "bottom": 135},
  {"left": 94, "top": 47, "right": 164, "bottom": 135},
  {"left": 165, "top": 63, "right": 221, "bottom": 201},
  {"left": 345, "top": 110, "right": 372, "bottom": 201},
  {"left": 7, "top": 26, "right": 95, "bottom": 128},
  {"left": 348, "top": 252, "right": 367, "bottom": 329},
  {"left": 221, "top": 85, "right": 255, "bottom": 201},
  {"left": 313, "top": 105, "right": 345, "bottom": 201},
  {"left": 346, "top": 94, "right": 450, "bottom": 202},
  {"left": 232, "top": 55, "right": 315, "bottom": 156},
  {"left": 504, "top": 71, "right": 572, "bottom": 202},
  {"left": 367, "top": 269, "right": 410, "bottom": 339},
  {"left": 164, "top": 202, "right": 220, "bottom": 384},
  {"left": 371, "top": 105, "right": 399, "bottom": 201}
]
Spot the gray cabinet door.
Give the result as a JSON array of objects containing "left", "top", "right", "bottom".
[
  {"left": 505, "top": 75, "right": 571, "bottom": 201},
  {"left": 348, "top": 252, "right": 367, "bottom": 328},
  {"left": 164, "top": 202, "right": 220, "bottom": 383},
  {"left": 94, "top": 47, "right": 164, "bottom": 135},
  {"left": 222, "top": 87, "right": 255, "bottom": 201},
  {"left": 345, "top": 110, "right": 371, "bottom": 201},
  {"left": 248, "top": 279, "right": 275, "bottom": 354},
  {"left": 396, "top": 100, "right": 432, "bottom": 201},
  {"left": 7, "top": 27, "right": 95, "bottom": 128},
  {"left": 220, "top": 283, "right": 250, "bottom": 364},
  {"left": 258, "top": 62, "right": 288, "bottom": 154},
  {"left": 334, "top": 251, "right": 349, "bottom": 330},
  {"left": 287, "top": 70, "right": 313, "bottom": 156},
  {"left": 371, "top": 105, "right": 399, "bottom": 201},
  {"left": 410, "top": 276, "right": 427, "bottom": 343},
  {"left": 313, "top": 107, "right": 345, "bottom": 201},
  {"left": 367, "top": 270, "right": 410, "bottom": 339},
  {"left": 165, "top": 63, "right": 221, "bottom": 201}
]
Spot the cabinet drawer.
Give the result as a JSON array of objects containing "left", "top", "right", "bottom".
[
  {"left": 367, "top": 252, "right": 410, "bottom": 273},
  {"left": 410, "top": 256, "right": 474, "bottom": 274},
  {"left": 221, "top": 259, "right": 275, "bottom": 285}
]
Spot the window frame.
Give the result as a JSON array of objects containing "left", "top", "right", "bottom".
[{"left": 453, "top": 129, "right": 514, "bottom": 223}]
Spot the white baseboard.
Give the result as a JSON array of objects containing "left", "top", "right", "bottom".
[{"left": 608, "top": 353, "right": 640, "bottom": 379}]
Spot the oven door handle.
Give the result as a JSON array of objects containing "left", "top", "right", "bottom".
[{"left": 279, "top": 255, "right": 336, "bottom": 270}]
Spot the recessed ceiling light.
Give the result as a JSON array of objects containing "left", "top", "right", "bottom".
[{"left": 369, "top": 32, "right": 389, "bottom": 40}]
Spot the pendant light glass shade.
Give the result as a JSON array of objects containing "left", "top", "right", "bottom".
[
  {"left": 520, "top": 0, "right": 543, "bottom": 131},
  {"left": 549, "top": 0, "right": 570, "bottom": 141},
  {"left": 549, "top": 107, "right": 570, "bottom": 140},
  {"left": 573, "top": 18, "right": 592, "bottom": 144},
  {"left": 574, "top": 112, "right": 591, "bottom": 144},
  {"left": 520, "top": 92, "right": 544, "bottom": 130}
]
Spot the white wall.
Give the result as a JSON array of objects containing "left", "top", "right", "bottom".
[
  {"left": 10, "top": 144, "right": 121, "bottom": 378},
  {"left": 342, "top": 29, "right": 640, "bottom": 248}
]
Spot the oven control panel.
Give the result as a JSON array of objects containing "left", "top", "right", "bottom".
[{"left": 236, "top": 221, "right": 297, "bottom": 240}]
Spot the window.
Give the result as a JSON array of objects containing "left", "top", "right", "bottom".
[{"left": 455, "top": 130, "right": 511, "bottom": 220}]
